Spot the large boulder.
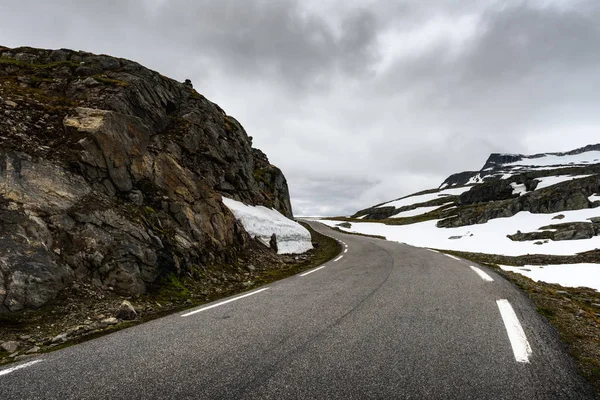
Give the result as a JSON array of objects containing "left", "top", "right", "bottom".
[{"left": 0, "top": 46, "right": 295, "bottom": 311}]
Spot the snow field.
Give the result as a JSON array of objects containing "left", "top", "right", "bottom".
[
  {"left": 500, "top": 264, "right": 600, "bottom": 291},
  {"left": 376, "top": 187, "right": 471, "bottom": 209},
  {"left": 390, "top": 203, "right": 453, "bottom": 218},
  {"left": 222, "top": 197, "right": 313, "bottom": 254},
  {"left": 321, "top": 208, "right": 600, "bottom": 257},
  {"left": 505, "top": 151, "right": 600, "bottom": 167}
]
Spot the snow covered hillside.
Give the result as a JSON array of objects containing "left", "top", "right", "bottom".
[
  {"left": 326, "top": 144, "right": 600, "bottom": 291},
  {"left": 222, "top": 197, "right": 313, "bottom": 254},
  {"left": 441, "top": 143, "right": 600, "bottom": 188}
]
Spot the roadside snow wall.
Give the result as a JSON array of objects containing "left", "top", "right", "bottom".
[{"left": 222, "top": 197, "right": 313, "bottom": 254}]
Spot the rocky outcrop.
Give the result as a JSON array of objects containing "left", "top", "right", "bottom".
[
  {"left": 438, "top": 175, "right": 600, "bottom": 228},
  {"left": 0, "top": 46, "right": 294, "bottom": 311},
  {"left": 458, "top": 180, "right": 515, "bottom": 205},
  {"left": 508, "top": 222, "right": 600, "bottom": 242},
  {"left": 439, "top": 144, "right": 600, "bottom": 188}
]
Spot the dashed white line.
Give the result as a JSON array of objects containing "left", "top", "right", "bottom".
[
  {"left": 181, "top": 288, "right": 269, "bottom": 317},
  {"left": 0, "top": 360, "right": 43, "bottom": 377},
  {"left": 445, "top": 254, "right": 462, "bottom": 261},
  {"left": 344, "top": 249, "right": 348, "bottom": 254},
  {"left": 469, "top": 266, "right": 494, "bottom": 282},
  {"left": 300, "top": 265, "right": 326, "bottom": 277},
  {"left": 497, "top": 299, "right": 532, "bottom": 363},
  {"left": 426, "top": 249, "right": 439, "bottom": 253},
  {"left": 333, "top": 255, "right": 344, "bottom": 262}
]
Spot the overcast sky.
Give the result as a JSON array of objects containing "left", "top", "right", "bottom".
[{"left": 1, "top": 0, "right": 599, "bottom": 216}]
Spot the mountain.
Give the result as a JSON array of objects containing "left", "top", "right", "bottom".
[
  {"left": 0, "top": 46, "right": 296, "bottom": 312},
  {"left": 440, "top": 144, "right": 600, "bottom": 188},
  {"left": 324, "top": 144, "right": 600, "bottom": 291}
]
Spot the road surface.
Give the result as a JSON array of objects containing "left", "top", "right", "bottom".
[{"left": 0, "top": 221, "right": 595, "bottom": 399}]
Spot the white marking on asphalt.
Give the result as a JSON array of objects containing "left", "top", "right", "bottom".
[
  {"left": 334, "top": 255, "right": 344, "bottom": 262},
  {"left": 445, "top": 254, "right": 461, "bottom": 261},
  {"left": 300, "top": 265, "right": 326, "bottom": 277},
  {"left": 344, "top": 249, "right": 348, "bottom": 254},
  {"left": 469, "top": 266, "right": 494, "bottom": 282},
  {"left": 181, "top": 288, "right": 269, "bottom": 317},
  {"left": 496, "top": 299, "right": 532, "bottom": 363},
  {"left": 427, "top": 249, "right": 439, "bottom": 253},
  {"left": 0, "top": 360, "right": 43, "bottom": 377}
]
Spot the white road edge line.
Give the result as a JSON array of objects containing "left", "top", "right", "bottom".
[
  {"left": 0, "top": 360, "right": 43, "bottom": 377},
  {"left": 496, "top": 299, "right": 532, "bottom": 363},
  {"left": 181, "top": 288, "right": 269, "bottom": 317},
  {"left": 300, "top": 265, "right": 326, "bottom": 277},
  {"left": 426, "top": 249, "right": 439, "bottom": 253},
  {"left": 469, "top": 266, "right": 494, "bottom": 282},
  {"left": 344, "top": 249, "right": 348, "bottom": 254},
  {"left": 333, "top": 255, "right": 344, "bottom": 262},
  {"left": 445, "top": 254, "right": 461, "bottom": 261}
]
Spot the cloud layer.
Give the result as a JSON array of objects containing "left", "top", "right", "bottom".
[{"left": 1, "top": 0, "right": 599, "bottom": 215}]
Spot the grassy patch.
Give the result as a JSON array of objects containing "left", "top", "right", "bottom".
[
  {"left": 0, "top": 57, "right": 80, "bottom": 71},
  {"left": 92, "top": 74, "right": 129, "bottom": 87}
]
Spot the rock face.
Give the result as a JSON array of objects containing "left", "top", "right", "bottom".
[{"left": 0, "top": 46, "right": 293, "bottom": 312}]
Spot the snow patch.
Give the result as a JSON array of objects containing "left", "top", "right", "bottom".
[
  {"left": 376, "top": 187, "right": 470, "bottom": 209},
  {"left": 500, "top": 264, "right": 600, "bottom": 291},
  {"left": 222, "top": 197, "right": 312, "bottom": 254},
  {"left": 535, "top": 174, "right": 593, "bottom": 190},
  {"left": 391, "top": 203, "right": 453, "bottom": 218},
  {"left": 505, "top": 151, "right": 600, "bottom": 167},
  {"left": 510, "top": 183, "right": 527, "bottom": 196},
  {"left": 321, "top": 207, "right": 600, "bottom": 257},
  {"left": 589, "top": 194, "right": 600, "bottom": 202}
]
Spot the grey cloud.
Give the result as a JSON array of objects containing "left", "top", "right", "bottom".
[{"left": 1, "top": 0, "right": 599, "bottom": 215}]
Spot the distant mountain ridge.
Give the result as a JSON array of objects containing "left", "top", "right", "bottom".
[{"left": 441, "top": 144, "right": 600, "bottom": 188}]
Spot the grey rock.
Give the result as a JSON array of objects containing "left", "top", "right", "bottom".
[
  {"left": 552, "top": 214, "right": 565, "bottom": 220},
  {"left": 25, "top": 346, "right": 40, "bottom": 354},
  {"left": 116, "top": 300, "right": 137, "bottom": 320},
  {"left": 269, "top": 234, "right": 278, "bottom": 253},
  {"left": 51, "top": 333, "right": 69, "bottom": 344},
  {"left": 1, "top": 341, "right": 20, "bottom": 353}
]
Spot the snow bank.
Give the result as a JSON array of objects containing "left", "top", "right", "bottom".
[
  {"left": 535, "top": 174, "right": 593, "bottom": 190},
  {"left": 500, "top": 264, "right": 600, "bottom": 291},
  {"left": 222, "top": 197, "right": 312, "bottom": 254},
  {"left": 320, "top": 208, "right": 600, "bottom": 256},
  {"left": 390, "top": 203, "right": 452, "bottom": 218},
  {"left": 376, "top": 187, "right": 471, "bottom": 209},
  {"left": 505, "top": 151, "right": 600, "bottom": 167}
]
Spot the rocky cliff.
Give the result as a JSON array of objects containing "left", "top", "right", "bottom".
[{"left": 0, "top": 46, "right": 293, "bottom": 312}]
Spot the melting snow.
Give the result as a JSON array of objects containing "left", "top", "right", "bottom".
[
  {"left": 376, "top": 187, "right": 471, "bottom": 209},
  {"left": 589, "top": 194, "right": 600, "bottom": 202},
  {"left": 535, "top": 174, "right": 593, "bottom": 190},
  {"left": 321, "top": 208, "right": 600, "bottom": 257},
  {"left": 505, "top": 151, "right": 600, "bottom": 167},
  {"left": 222, "top": 197, "right": 313, "bottom": 254},
  {"left": 500, "top": 264, "right": 600, "bottom": 291},
  {"left": 391, "top": 203, "right": 453, "bottom": 218}
]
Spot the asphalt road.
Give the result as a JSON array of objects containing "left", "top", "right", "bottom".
[{"left": 0, "top": 221, "right": 596, "bottom": 399}]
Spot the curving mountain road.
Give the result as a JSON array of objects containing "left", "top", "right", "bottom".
[{"left": 0, "top": 221, "right": 595, "bottom": 399}]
